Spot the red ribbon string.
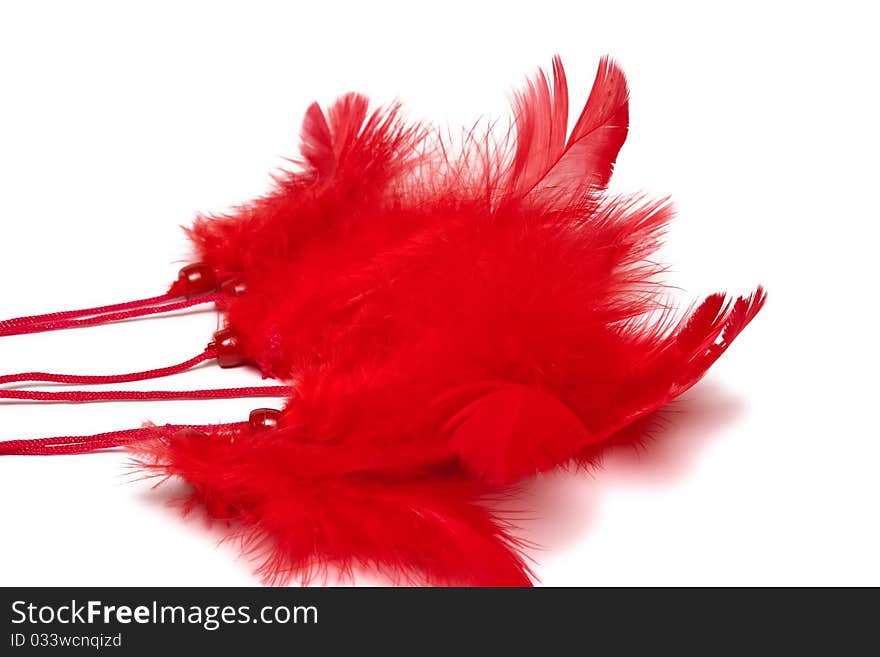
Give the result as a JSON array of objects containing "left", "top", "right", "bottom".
[
  {"left": 0, "top": 347, "right": 218, "bottom": 386},
  {"left": 0, "top": 292, "right": 179, "bottom": 329},
  {"left": 0, "top": 293, "right": 222, "bottom": 337},
  {"left": 0, "top": 385, "right": 291, "bottom": 403},
  {"left": 0, "top": 422, "right": 246, "bottom": 456},
  {"left": 0, "top": 268, "right": 277, "bottom": 456}
]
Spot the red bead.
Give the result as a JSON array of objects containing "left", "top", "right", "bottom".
[
  {"left": 177, "top": 263, "right": 218, "bottom": 297},
  {"left": 249, "top": 408, "right": 282, "bottom": 432},
  {"left": 220, "top": 278, "right": 248, "bottom": 297},
  {"left": 212, "top": 328, "right": 245, "bottom": 368}
]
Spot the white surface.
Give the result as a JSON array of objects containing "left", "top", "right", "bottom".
[{"left": 0, "top": 1, "right": 877, "bottom": 586}]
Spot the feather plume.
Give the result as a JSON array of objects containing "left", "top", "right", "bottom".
[
  {"left": 134, "top": 56, "right": 764, "bottom": 586},
  {"left": 509, "top": 55, "right": 629, "bottom": 200},
  {"left": 184, "top": 94, "right": 424, "bottom": 281},
  {"left": 131, "top": 427, "right": 531, "bottom": 586}
]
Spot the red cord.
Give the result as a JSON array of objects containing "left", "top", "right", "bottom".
[
  {"left": 0, "top": 347, "right": 218, "bottom": 386},
  {"left": 0, "top": 385, "right": 291, "bottom": 403},
  {"left": 0, "top": 267, "right": 276, "bottom": 455},
  {"left": 0, "top": 293, "right": 221, "bottom": 337},
  {"left": 0, "top": 422, "right": 246, "bottom": 456},
  {"left": 0, "top": 292, "right": 178, "bottom": 330}
]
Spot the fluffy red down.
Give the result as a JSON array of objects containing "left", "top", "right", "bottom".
[
  {"left": 135, "top": 56, "right": 764, "bottom": 586},
  {"left": 131, "top": 426, "right": 530, "bottom": 586}
]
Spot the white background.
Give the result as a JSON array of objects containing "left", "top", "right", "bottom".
[{"left": 0, "top": 1, "right": 877, "bottom": 586}]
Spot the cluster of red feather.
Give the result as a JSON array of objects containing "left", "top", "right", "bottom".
[{"left": 132, "top": 56, "right": 765, "bottom": 586}]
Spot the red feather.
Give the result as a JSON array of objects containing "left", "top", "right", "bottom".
[
  {"left": 183, "top": 94, "right": 423, "bottom": 283},
  {"left": 131, "top": 427, "right": 531, "bottom": 586},
  {"left": 128, "top": 56, "right": 764, "bottom": 586},
  {"left": 510, "top": 55, "right": 628, "bottom": 200}
]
